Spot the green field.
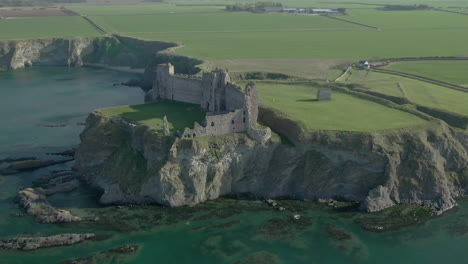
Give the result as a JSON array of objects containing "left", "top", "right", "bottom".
[
  {"left": 345, "top": 9, "right": 468, "bottom": 29},
  {"left": 99, "top": 101, "right": 206, "bottom": 133},
  {"left": 343, "top": 69, "right": 468, "bottom": 116},
  {"left": 68, "top": 4, "right": 224, "bottom": 15},
  {"left": 383, "top": 61, "right": 468, "bottom": 86},
  {"left": 251, "top": 81, "right": 427, "bottom": 132},
  {"left": 0, "top": 16, "right": 102, "bottom": 40}
]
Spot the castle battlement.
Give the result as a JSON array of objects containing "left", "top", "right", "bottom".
[{"left": 146, "top": 63, "right": 269, "bottom": 142}]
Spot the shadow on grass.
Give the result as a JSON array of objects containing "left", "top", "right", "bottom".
[{"left": 118, "top": 101, "right": 206, "bottom": 132}]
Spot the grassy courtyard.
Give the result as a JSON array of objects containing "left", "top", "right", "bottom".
[
  {"left": 251, "top": 81, "right": 428, "bottom": 132},
  {"left": 99, "top": 101, "right": 206, "bottom": 133}
]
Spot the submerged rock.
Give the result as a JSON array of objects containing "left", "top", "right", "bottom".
[
  {"left": 0, "top": 233, "right": 95, "bottom": 251},
  {"left": 61, "top": 244, "right": 139, "bottom": 264},
  {"left": 233, "top": 251, "right": 281, "bottom": 264},
  {"left": 0, "top": 158, "right": 74, "bottom": 175}
]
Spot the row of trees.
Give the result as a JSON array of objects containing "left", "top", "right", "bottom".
[
  {"left": 0, "top": 0, "right": 85, "bottom": 7},
  {"left": 226, "top": 1, "right": 282, "bottom": 12}
]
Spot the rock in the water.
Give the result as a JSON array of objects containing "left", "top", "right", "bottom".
[
  {"left": 17, "top": 187, "right": 83, "bottom": 223},
  {"left": 0, "top": 233, "right": 95, "bottom": 251},
  {"left": 47, "top": 148, "right": 76, "bottom": 157},
  {"left": 0, "top": 158, "right": 74, "bottom": 175},
  {"left": 61, "top": 244, "right": 139, "bottom": 264},
  {"left": 233, "top": 251, "right": 281, "bottom": 264}
]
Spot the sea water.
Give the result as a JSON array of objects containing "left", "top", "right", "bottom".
[{"left": 0, "top": 67, "right": 467, "bottom": 264}]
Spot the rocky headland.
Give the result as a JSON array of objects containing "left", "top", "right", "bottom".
[{"left": 75, "top": 110, "right": 468, "bottom": 214}]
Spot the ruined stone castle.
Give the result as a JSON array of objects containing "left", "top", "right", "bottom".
[{"left": 147, "top": 63, "right": 271, "bottom": 142}]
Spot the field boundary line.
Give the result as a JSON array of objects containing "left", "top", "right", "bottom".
[
  {"left": 322, "top": 15, "right": 380, "bottom": 30},
  {"left": 434, "top": 8, "right": 468, "bottom": 16},
  {"left": 371, "top": 68, "right": 468, "bottom": 93},
  {"left": 80, "top": 15, "right": 108, "bottom": 35}
]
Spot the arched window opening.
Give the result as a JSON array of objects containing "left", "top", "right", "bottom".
[
  {"left": 211, "top": 122, "right": 215, "bottom": 127},
  {"left": 231, "top": 120, "right": 235, "bottom": 124}
]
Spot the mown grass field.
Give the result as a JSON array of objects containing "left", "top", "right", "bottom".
[
  {"left": 383, "top": 61, "right": 468, "bottom": 86},
  {"left": 343, "top": 69, "right": 468, "bottom": 116},
  {"left": 0, "top": 16, "right": 102, "bottom": 40},
  {"left": 250, "top": 81, "right": 428, "bottom": 132},
  {"left": 99, "top": 101, "right": 205, "bottom": 133}
]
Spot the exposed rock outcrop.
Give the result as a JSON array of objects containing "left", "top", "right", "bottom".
[
  {"left": 75, "top": 110, "right": 468, "bottom": 214},
  {"left": 0, "top": 233, "right": 95, "bottom": 251}
]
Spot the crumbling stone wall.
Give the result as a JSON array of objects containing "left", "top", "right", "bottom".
[{"left": 148, "top": 63, "right": 269, "bottom": 142}]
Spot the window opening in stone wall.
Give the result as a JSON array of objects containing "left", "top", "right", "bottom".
[
  {"left": 211, "top": 122, "right": 215, "bottom": 126},
  {"left": 231, "top": 120, "right": 235, "bottom": 124},
  {"left": 243, "top": 118, "right": 246, "bottom": 123}
]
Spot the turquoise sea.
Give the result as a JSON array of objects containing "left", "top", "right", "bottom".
[{"left": 0, "top": 67, "right": 467, "bottom": 264}]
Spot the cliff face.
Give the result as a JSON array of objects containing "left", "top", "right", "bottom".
[
  {"left": 76, "top": 111, "right": 468, "bottom": 213},
  {"left": 0, "top": 38, "right": 94, "bottom": 69},
  {"left": 0, "top": 36, "right": 177, "bottom": 71}
]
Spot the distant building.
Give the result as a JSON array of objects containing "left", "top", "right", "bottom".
[
  {"left": 309, "top": 8, "right": 340, "bottom": 15},
  {"left": 317, "top": 89, "right": 332, "bottom": 101},
  {"left": 358, "top": 60, "right": 370, "bottom": 70}
]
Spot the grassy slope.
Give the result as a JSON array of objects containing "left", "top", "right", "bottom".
[
  {"left": 0, "top": 16, "right": 102, "bottom": 40},
  {"left": 383, "top": 61, "right": 468, "bottom": 86},
  {"left": 68, "top": 4, "right": 224, "bottom": 15},
  {"left": 251, "top": 81, "right": 427, "bottom": 132},
  {"left": 344, "top": 70, "right": 468, "bottom": 116},
  {"left": 99, "top": 101, "right": 206, "bottom": 133}
]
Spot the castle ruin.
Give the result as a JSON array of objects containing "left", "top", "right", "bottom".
[{"left": 146, "top": 63, "right": 271, "bottom": 142}]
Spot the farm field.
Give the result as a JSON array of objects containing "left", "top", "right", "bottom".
[
  {"left": 344, "top": 9, "right": 468, "bottom": 30},
  {"left": 127, "top": 28, "right": 468, "bottom": 60},
  {"left": 250, "top": 81, "right": 428, "bottom": 132},
  {"left": 383, "top": 60, "right": 468, "bottom": 86},
  {"left": 0, "top": 16, "right": 102, "bottom": 40},
  {"left": 201, "top": 59, "right": 348, "bottom": 80},
  {"left": 343, "top": 69, "right": 468, "bottom": 116},
  {"left": 68, "top": 4, "right": 224, "bottom": 15},
  {"left": 99, "top": 101, "right": 206, "bottom": 133},
  {"left": 90, "top": 12, "right": 361, "bottom": 33}
]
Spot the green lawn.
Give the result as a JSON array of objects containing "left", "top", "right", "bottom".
[
  {"left": 383, "top": 60, "right": 468, "bottom": 86},
  {"left": 251, "top": 81, "right": 427, "bottom": 132},
  {"left": 343, "top": 69, "right": 468, "bottom": 116},
  {"left": 99, "top": 101, "right": 206, "bottom": 133},
  {"left": 0, "top": 17, "right": 102, "bottom": 40}
]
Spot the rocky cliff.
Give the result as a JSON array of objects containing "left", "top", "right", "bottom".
[
  {"left": 0, "top": 36, "right": 178, "bottom": 70},
  {"left": 76, "top": 111, "right": 468, "bottom": 214}
]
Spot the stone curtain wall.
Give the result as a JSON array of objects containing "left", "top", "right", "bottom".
[
  {"left": 169, "top": 76, "right": 203, "bottom": 104},
  {"left": 205, "top": 109, "right": 248, "bottom": 135}
]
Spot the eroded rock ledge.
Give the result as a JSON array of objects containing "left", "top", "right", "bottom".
[{"left": 75, "top": 110, "right": 468, "bottom": 214}]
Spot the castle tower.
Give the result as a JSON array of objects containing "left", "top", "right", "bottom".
[
  {"left": 201, "top": 69, "right": 231, "bottom": 113},
  {"left": 153, "top": 63, "right": 175, "bottom": 100}
]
